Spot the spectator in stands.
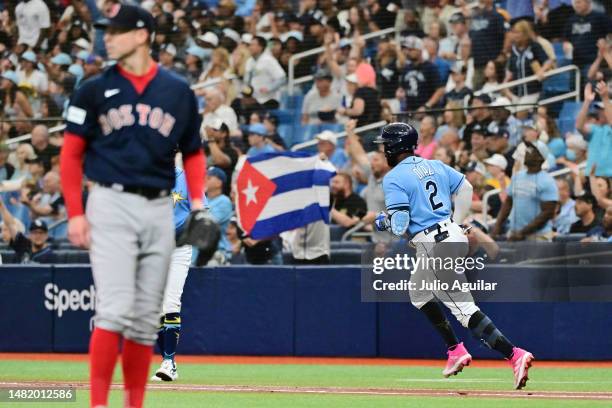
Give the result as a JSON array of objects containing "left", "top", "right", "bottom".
[
  {"left": 415, "top": 115, "right": 437, "bottom": 160},
  {"left": 29, "top": 124, "right": 59, "bottom": 172},
  {"left": 302, "top": 68, "right": 342, "bottom": 125},
  {"left": 202, "top": 167, "right": 233, "bottom": 265},
  {"left": 563, "top": 0, "right": 612, "bottom": 77},
  {"left": 315, "top": 130, "right": 348, "bottom": 170},
  {"left": 330, "top": 172, "right": 367, "bottom": 228},
  {"left": 261, "top": 114, "right": 287, "bottom": 151},
  {"left": 463, "top": 95, "right": 493, "bottom": 151},
  {"left": 559, "top": 133, "right": 588, "bottom": 170},
  {"left": 423, "top": 37, "right": 451, "bottom": 85},
  {"left": 436, "top": 100, "right": 466, "bottom": 141},
  {"left": 374, "top": 36, "right": 402, "bottom": 103},
  {"left": 184, "top": 45, "right": 207, "bottom": 84},
  {"left": 589, "top": 166, "right": 612, "bottom": 209},
  {"left": 398, "top": 36, "right": 444, "bottom": 111},
  {"left": 17, "top": 50, "right": 48, "bottom": 96},
  {"left": 587, "top": 36, "right": 612, "bottom": 81},
  {"left": 244, "top": 36, "right": 286, "bottom": 109},
  {"left": 553, "top": 178, "right": 579, "bottom": 234},
  {"left": 583, "top": 205, "right": 612, "bottom": 241},
  {"left": 480, "top": 60, "right": 505, "bottom": 99},
  {"left": 246, "top": 123, "right": 275, "bottom": 157},
  {"left": 22, "top": 170, "right": 64, "bottom": 224},
  {"left": 201, "top": 87, "right": 240, "bottom": 138},
  {"left": 439, "top": 13, "right": 468, "bottom": 62},
  {"left": 488, "top": 96, "right": 522, "bottom": 148},
  {"left": 0, "top": 198, "right": 55, "bottom": 264},
  {"left": 6, "top": 143, "right": 35, "bottom": 183},
  {"left": 1, "top": 70, "right": 33, "bottom": 118},
  {"left": 468, "top": 123, "right": 490, "bottom": 161},
  {"left": 344, "top": 120, "right": 391, "bottom": 242},
  {"left": 469, "top": 0, "right": 506, "bottom": 90},
  {"left": 434, "top": 146, "right": 455, "bottom": 167},
  {"left": 15, "top": 0, "right": 51, "bottom": 50},
  {"left": 493, "top": 141, "right": 559, "bottom": 241},
  {"left": 203, "top": 119, "right": 238, "bottom": 192},
  {"left": 442, "top": 63, "right": 472, "bottom": 106},
  {"left": 231, "top": 86, "right": 262, "bottom": 125},
  {"left": 337, "top": 73, "right": 381, "bottom": 148},
  {"left": 483, "top": 154, "right": 510, "bottom": 217},
  {"left": 25, "top": 156, "right": 44, "bottom": 189},
  {"left": 577, "top": 82, "right": 612, "bottom": 178},
  {"left": 226, "top": 219, "right": 243, "bottom": 262},
  {"left": 0, "top": 143, "right": 15, "bottom": 183},
  {"left": 158, "top": 43, "right": 186, "bottom": 77},
  {"left": 504, "top": 20, "right": 553, "bottom": 99},
  {"left": 570, "top": 194, "right": 600, "bottom": 233}
]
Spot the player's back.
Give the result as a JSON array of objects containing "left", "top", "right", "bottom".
[{"left": 383, "top": 156, "right": 465, "bottom": 235}]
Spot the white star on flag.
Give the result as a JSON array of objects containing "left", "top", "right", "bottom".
[{"left": 242, "top": 179, "right": 259, "bottom": 205}]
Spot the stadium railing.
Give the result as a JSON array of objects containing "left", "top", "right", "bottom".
[{"left": 287, "top": 27, "right": 398, "bottom": 96}]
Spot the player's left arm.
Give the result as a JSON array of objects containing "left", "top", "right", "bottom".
[
  {"left": 378, "top": 176, "right": 411, "bottom": 236},
  {"left": 180, "top": 89, "right": 206, "bottom": 211}
]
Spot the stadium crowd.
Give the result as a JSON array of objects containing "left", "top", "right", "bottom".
[{"left": 0, "top": 0, "right": 610, "bottom": 265}]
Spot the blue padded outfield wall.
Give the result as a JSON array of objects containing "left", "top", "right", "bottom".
[{"left": 1, "top": 265, "right": 611, "bottom": 360}]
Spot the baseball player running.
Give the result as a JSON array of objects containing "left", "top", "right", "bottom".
[
  {"left": 374, "top": 123, "right": 533, "bottom": 389},
  {"left": 59, "top": 5, "right": 205, "bottom": 408},
  {"left": 151, "top": 167, "right": 204, "bottom": 381}
]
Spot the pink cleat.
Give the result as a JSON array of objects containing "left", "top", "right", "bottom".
[
  {"left": 442, "top": 342, "right": 472, "bottom": 378},
  {"left": 508, "top": 347, "right": 534, "bottom": 390}
]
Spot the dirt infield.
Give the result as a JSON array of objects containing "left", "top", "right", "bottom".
[
  {"left": 2, "top": 353, "right": 611, "bottom": 368},
  {"left": 1, "top": 381, "right": 611, "bottom": 401}
]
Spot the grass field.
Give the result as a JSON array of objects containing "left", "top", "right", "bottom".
[{"left": 1, "top": 355, "right": 611, "bottom": 407}]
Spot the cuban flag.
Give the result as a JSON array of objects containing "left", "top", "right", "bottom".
[{"left": 236, "top": 152, "right": 336, "bottom": 239}]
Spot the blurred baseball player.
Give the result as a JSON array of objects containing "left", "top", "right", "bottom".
[
  {"left": 59, "top": 4, "right": 205, "bottom": 408},
  {"left": 151, "top": 167, "right": 204, "bottom": 381},
  {"left": 374, "top": 123, "right": 533, "bottom": 390}
]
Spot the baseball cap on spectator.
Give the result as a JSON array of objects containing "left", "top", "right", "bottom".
[
  {"left": 222, "top": 28, "right": 240, "bottom": 44},
  {"left": 186, "top": 45, "right": 207, "bottom": 60},
  {"left": 198, "top": 32, "right": 219, "bottom": 47},
  {"left": 75, "top": 50, "right": 90, "bottom": 61},
  {"left": 471, "top": 123, "right": 491, "bottom": 137},
  {"left": 20, "top": 50, "right": 37, "bottom": 63},
  {"left": 160, "top": 43, "right": 177, "bottom": 57},
  {"left": 565, "top": 133, "right": 588, "bottom": 151},
  {"left": 207, "top": 166, "right": 227, "bottom": 185},
  {"left": 68, "top": 64, "right": 84, "bottom": 80},
  {"left": 29, "top": 219, "right": 48, "bottom": 232},
  {"left": 339, "top": 38, "right": 352, "bottom": 49},
  {"left": 402, "top": 36, "right": 423, "bottom": 50},
  {"left": 209, "top": 118, "right": 229, "bottom": 133},
  {"left": 526, "top": 140, "right": 550, "bottom": 160},
  {"left": 484, "top": 154, "right": 508, "bottom": 170},
  {"left": 450, "top": 62, "right": 467, "bottom": 75},
  {"left": 85, "top": 54, "right": 99, "bottom": 65},
  {"left": 491, "top": 96, "right": 513, "bottom": 113},
  {"left": 346, "top": 73, "right": 359, "bottom": 84},
  {"left": 315, "top": 130, "right": 337, "bottom": 146},
  {"left": 449, "top": 13, "right": 466, "bottom": 24},
  {"left": 520, "top": 120, "right": 537, "bottom": 130},
  {"left": 1, "top": 70, "right": 18, "bottom": 85},
  {"left": 314, "top": 68, "right": 333, "bottom": 81},
  {"left": 241, "top": 33, "right": 253, "bottom": 44},
  {"left": 50, "top": 53, "right": 72, "bottom": 66},
  {"left": 94, "top": 4, "right": 155, "bottom": 33},
  {"left": 74, "top": 38, "right": 91, "bottom": 50},
  {"left": 284, "top": 31, "right": 304, "bottom": 43},
  {"left": 472, "top": 94, "right": 492, "bottom": 104},
  {"left": 465, "top": 160, "right": 486, "bottom": 175},
  {"left": 248, "top": 123, "right": 267, "bottom": 136}
]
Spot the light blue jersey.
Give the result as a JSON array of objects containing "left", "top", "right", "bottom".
[
  {"left": 507, "top": 170, "right": 558, "bottom": 234},
  {"left": 172, "top": 168, "right": 208, "bottom": 234},
  {"left": 383, "top": 157, "right": 465, "bottom": 235}
]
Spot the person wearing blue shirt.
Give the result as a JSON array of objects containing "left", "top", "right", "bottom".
[
  {"left": 201, "top": 167, "right": 233, "bottom": 264},
  {"left": 493, "top": 140, "right": 559, "bottom": 241},
  {"left": 315, "top": 130, "right": 348, "bottom": 171},
  {"left": 577, "top": 83, "right": 612, "bottom": 178},
  {"left": 552, "top": 178, "right": 578, "bottom": 234},
  {"left": 246, "top": 123, "right": 276, "bottom": 157}
]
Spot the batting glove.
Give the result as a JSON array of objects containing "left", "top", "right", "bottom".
[{"left": 375, "top": 212, "right": 390, "bottom": 232}]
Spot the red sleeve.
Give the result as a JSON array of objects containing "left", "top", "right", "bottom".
[
  {"left": 60, "top": 132, "right": 87, "bottom": 218},
  {"left": 183, "top": 149, "right": 206, "bottom": 203}
]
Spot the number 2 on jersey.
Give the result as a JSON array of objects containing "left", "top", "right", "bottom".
[{"left": 425, "top": 181, "right": 443, "bottom": 210}]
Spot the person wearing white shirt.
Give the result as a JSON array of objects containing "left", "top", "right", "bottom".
[
  {"left": 244, "top": 36, "right": 286, "bottom": 108},
  {"left": 15, "top": 0, "right": 51, "bottom": 49},
  {"left": 200, "top": 88, "right": 240, "bottom": 139}
]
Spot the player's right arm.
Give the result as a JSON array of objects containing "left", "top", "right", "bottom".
[
  {"left": 60, "top": 80, "right": 97, "bottom": 248},
  {"left": 179, "top": 87, "right": 206, "bottom": 212}
]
